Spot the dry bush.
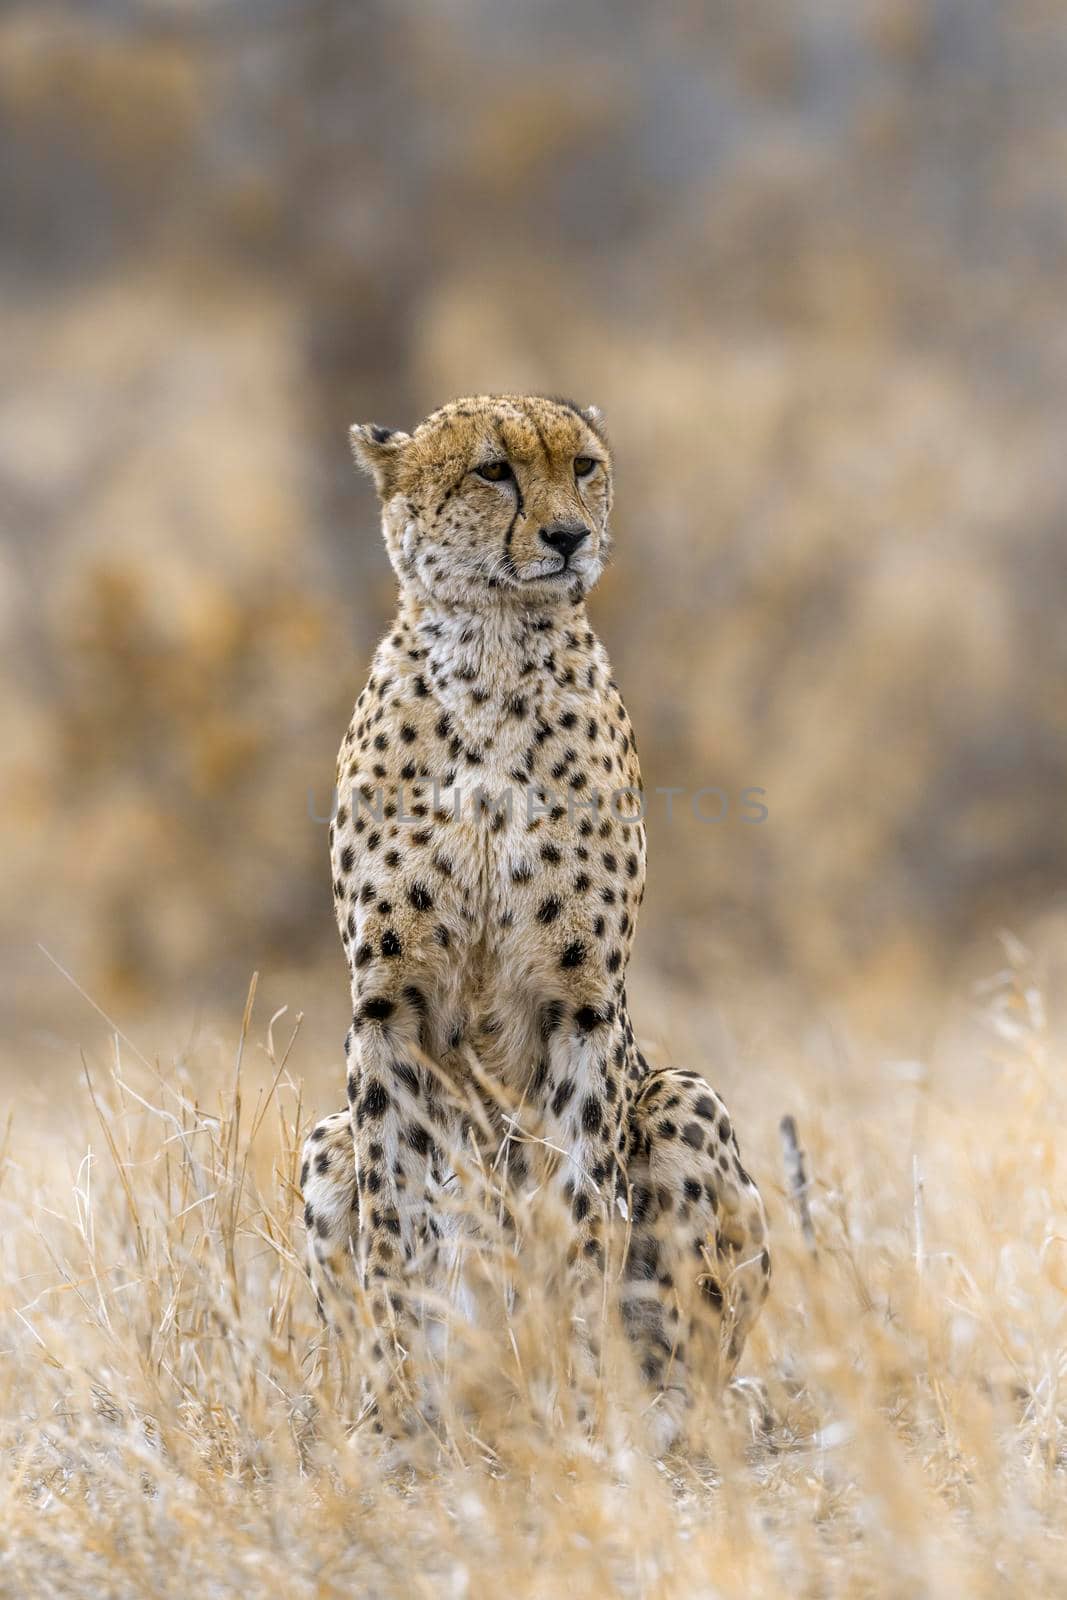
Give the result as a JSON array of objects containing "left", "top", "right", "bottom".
[
  {"left": 5, "top": 3, "right": 1067, "bottom": 1029},
  {"left": 2, "top": 945, "right": 1064, "bottom": 1598}
]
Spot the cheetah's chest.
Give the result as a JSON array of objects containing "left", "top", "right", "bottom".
[
  {"left": 333, "top": 614, "right": 646, "bottom": 1017},
  {"left": 433, "top": 696, "right": 645, "bottom": 952}
]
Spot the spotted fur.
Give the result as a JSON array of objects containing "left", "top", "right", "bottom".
[{"left": 301, "top": 393, "right": 769, "bottom": 1445}]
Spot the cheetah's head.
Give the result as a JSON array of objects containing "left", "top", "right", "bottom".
[{"left": 350, "top": 394, "right": 613, "bottom": 607}]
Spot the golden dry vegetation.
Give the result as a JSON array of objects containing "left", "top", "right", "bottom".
[
  {"left": 3, "top": 3, "right": 1067, "bottom": 1593},
  {"left": 3, "top": 948, "right": 1066, "bottom": 1597}
]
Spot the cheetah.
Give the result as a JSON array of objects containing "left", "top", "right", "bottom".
[{"left": 301, "top": 393, "right": 770, "bottom": 1447}]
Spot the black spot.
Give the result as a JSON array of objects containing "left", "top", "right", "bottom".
[
  {"left": 581, "top": 1095, "right": 602, "bottom": 1135},
  {"left": 551, "top": 1078, "right": 575, "bottom": 1115},
  {"left": 361, "top": 1081, "right": 390, "bottom": 1118},
  {"left": 381, "top": 930, "right": 402, "bottom": 958},
  {"left": 400, "top": 724, "right": 417, "bottom": 744},
  {"left": 394, "top": 1060, "right": 419, "bottom": 1094},
  {"left": 537, "top": 897, "right": 561, "bottom": 925},
  {"left": 361, "top": 998, "right": 395, "bottom": 1024},
  {"left": 560, "top": 941, "right": 586, "bottom": 969},
  {"left": 408, "top": 882, "right": 433, "bottom": 912},
  {"left": 540, "top": 999, "right": 565, "bottom": 1038},
  {"left": 701, "top": 1277, "right": 724, "bottom": 1310}
]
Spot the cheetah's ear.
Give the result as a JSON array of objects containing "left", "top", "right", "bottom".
[
  {"left": 578, "top": 403, "right": 609, "bottom": 445},
  {"left": 349, "top": 423, "right": 412, "bottom": 498}
]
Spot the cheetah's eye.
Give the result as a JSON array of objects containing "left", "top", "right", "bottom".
[
  {"left": 573, "top": 456, "right": 597, "bottom": 478},
  {"left": 475, "top": 460, "right": 513, "bottom": 483}
]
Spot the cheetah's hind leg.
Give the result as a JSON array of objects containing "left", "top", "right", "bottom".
[{"left": 621, "top": 1068, "right": 771, "bottom": 1451}]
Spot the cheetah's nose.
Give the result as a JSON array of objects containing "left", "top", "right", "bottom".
[{"left": 539, "top": 522, "right": 590, "bottom": 561}]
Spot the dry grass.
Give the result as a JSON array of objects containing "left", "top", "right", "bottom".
[{"left": 3, "top": 945, "right": 1065, "bottom": 1599}]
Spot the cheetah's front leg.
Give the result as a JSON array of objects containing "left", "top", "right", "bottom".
[
  {"left": 343, "top": 982, "right": 459, "bottom": 1430},
  {"left": 301, "top": 1109, "right": 359, "bottom": 1334},
  {"left": 536, "top": 1003, "right": 629, "bottom": 1422}
]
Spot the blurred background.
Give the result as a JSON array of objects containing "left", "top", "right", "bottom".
[{"left": 3, "top": 0, "right": 1067, "bottom": 1067}]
